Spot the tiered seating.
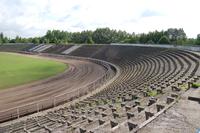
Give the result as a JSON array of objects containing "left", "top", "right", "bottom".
[
  {"left": 0, "top": 44, "right": 36, "bottom": 52},
  {"left": 62, "top": 45, "right": 81, "bottom": 54},
  {"left": 42, "top": 45, "right": 74, "bottom": 54},
  {"left": 59, "top": 46, "right": 200, "bottom": 132},
  {"left": 36, "top": 45, "right": 53, "bottom": 52},
  {"left": 28, "top": 44, "right": 43, "bottom": 52},
  {"left": 0, "top": 45, "right": 199, "bottom": 133},
  {"left": 28, "top": 44, "right": 53, "bottom": 53},
  {"left": 69, "top": 45, "right": 106, "bottom": 57}
]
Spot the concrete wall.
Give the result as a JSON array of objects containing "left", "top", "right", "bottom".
[{"left": 112, "top": 43, "right": 200, "bottom": 52}]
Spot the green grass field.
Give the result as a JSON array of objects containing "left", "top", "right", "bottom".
[{"left": 0, "top": 52, "right": 67, "bottom": 90}]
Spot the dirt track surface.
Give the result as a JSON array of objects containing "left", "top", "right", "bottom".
[{"left": 0, "top": 53, "right": 106, "bottom": 112}]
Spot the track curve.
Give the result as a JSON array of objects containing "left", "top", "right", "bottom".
[{"left": 0, "top": 53, "right": 107, "bottom": 122}]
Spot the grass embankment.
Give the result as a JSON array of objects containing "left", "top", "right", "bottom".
[{"left": 0, "top": 52, "right": 67, "bottom": 90}]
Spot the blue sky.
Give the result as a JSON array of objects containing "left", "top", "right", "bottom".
[{"left": 0, "top": 0, "right": 200, "bottom": 38}]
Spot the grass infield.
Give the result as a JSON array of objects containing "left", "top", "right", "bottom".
[{"left": 0, "top": 52, "right": 67, "bottom": 90}]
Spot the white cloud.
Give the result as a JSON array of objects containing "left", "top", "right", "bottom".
[{"left": 0, "top": 0, "right": 199, "bottom": 38}]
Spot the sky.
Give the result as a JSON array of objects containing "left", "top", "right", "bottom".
[{"left": 0, "top": 0, "right": 200, "bottom": 38}]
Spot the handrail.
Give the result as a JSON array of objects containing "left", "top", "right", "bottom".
[{"left": 0, "top": 53, "right": 117, "bottom": 123}]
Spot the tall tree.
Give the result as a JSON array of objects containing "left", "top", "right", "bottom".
[
  {"left": 92, "top": 28, "right": 113, "bottom": 44},
  {"left": 158, "top": 36, "right": 171, "bottom": 44},
  {"left": 0, "top": 33, "right": 3, "bottom": 44},
  {"left": 196, "top": 34, "right": 200, "bottom": 45},
  {"left": 166, "top": 28, "right": 186, "bottom": 44}
]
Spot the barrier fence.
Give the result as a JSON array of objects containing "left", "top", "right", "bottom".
[{"left": 0, "top": 54, "right": 117, "bottom": 123}]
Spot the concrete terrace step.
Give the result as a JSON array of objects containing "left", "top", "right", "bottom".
[
  {"left": 188, "top": 87, "right": 200, "bottom": 103},
  {"left": 36, "top": 45, "right": 53, "bottom": 52},
  {"left": 29, "top": 44, "right": 43, "bottom": 51},
  {"left": 62, "top": 45, "right": 82, "bottom": 54}
]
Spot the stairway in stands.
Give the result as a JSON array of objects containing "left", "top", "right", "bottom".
[{"left": 0, "top": 44, "right": 199, "bottom": 133}]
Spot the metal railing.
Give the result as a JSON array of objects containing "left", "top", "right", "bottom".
[{"left": 0, "top": 53, "right": 116, "bottom": 123}]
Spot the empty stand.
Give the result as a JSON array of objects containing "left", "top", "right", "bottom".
[
  {"left": 0, "top": 44, "right": 36, "bottom": 52},
  {"left": 0, "top": 44, "right": 199, "bottom": 133},
  {"left": 62, "top": 45, "right": 81, "bottom": 54},
  {"left": 43, "top": 45, "right": 74, "bottom": 54}
]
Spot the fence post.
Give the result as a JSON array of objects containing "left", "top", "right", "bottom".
[
  {"left": 78, "top": 89, "right": 81, "bottom": 102},
  {"left": 37, "top": 103, "right": 39, "bottom": 113},
  {"left": 78, "top": 88, "right": 80, "bottom": 97},
  {"left": 53, "top": 97, "right": 56, "bottom": 107},
  {"left": 17, "top": 108, "right": 19, "bottom": 119},
  {"left": 93, "top": 82, "right": 96, "bottom": 91}
]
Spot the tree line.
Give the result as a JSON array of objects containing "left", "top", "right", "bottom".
[{"left": 0, "top": 28, "right": 200, "bottom": 45}]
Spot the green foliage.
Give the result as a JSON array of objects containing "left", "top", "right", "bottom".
[
  {"left": 0, "top": 28, "right": 199, "bottom": 45},
  {"left": 183, "top": 38, "right": 196, "bottom": 45},
  {"left": 92, "top": 28, "right": 113, "bottom": 44},
  {"left": 176, "top": 39, "right": 185, "bottom": 45},
  {"left": 0, "top": 33, "right": 3, "bottom": 44},
  {"left": 158, "top": 36, "right": 170, "bottom": 44},
  {"left": 71, "top": 31, "right": 93, "bottom": 44},
  {"left": 179, "top": 84, "right": 188, "bottom": 90},
  {"left": 31, "top": 37, "right": 40, "bottom": 44},
  {"left": 192, "top": 83, "right": 200, "bottom": 88},
  {"left": 45, "top": 30, "right": 71, "bottom": 44},
  {"left": 147, "top": 40, "right": 155, "bottom": 44},
  {"left": 195, "top": 34, "right": 200, "bottom": 45},
  {"left": 97, "top": 99, "right": 104, "bottom": 105},
  {"left": 123, "top": 35, "right": 138, "bottom": 43},
  {"left": 0, "top": 33, "right": 9, "bottom": 44},
  {"left": 166, "top": 28, "right": 186, "bottom": 43},
  {"left": 139, "top": 33, "right": 148, "bottom": 44},
  {"left": 147, "top": 90, "right": 158, "bottom": 97},
  {"left": 0, "top": 52, "right": 67, "bottom": 90}
]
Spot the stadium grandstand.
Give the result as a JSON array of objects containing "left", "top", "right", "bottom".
[{"left": 0, "top": 44, "right": 199, "bottom": 133}]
